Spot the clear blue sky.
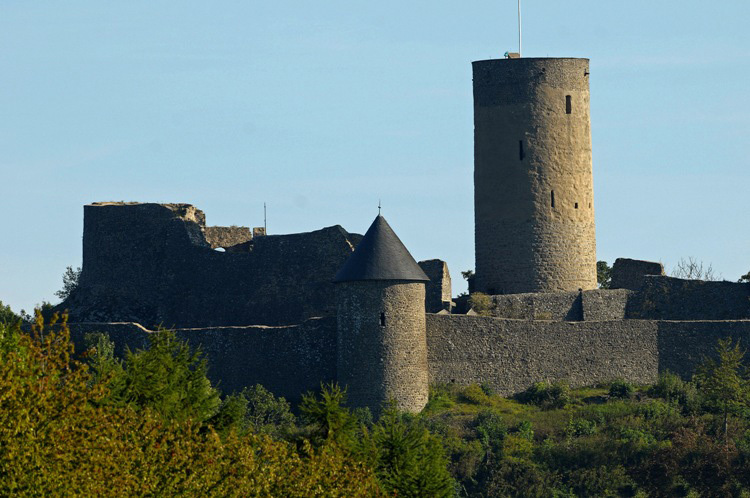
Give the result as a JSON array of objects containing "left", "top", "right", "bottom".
[{"left": 1, "top": 1, "right": 748, "bottom": 313}]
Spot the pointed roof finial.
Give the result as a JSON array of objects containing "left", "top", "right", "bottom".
[
  {"left": 378, "top": 199, "right": 381, "bottom": 216},
  {"left": 333, "top": 215, "right": 429, "bottom": 283}
]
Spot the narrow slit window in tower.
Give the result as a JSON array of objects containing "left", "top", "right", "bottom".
[
  {"left": 379, "top": 312, "right": 386, "bottom": 327},
  {"left": 575, "top": 202, "right": 578, "bottom": 209},
  {"left": 551, "top": 190, "right": 555, "bottom": 208},
  {"left": 566, "top": 95, "right": 572, "bottom": 114},
  {"left": 519, "top": 140, "right": 525, "bottom": 161}
]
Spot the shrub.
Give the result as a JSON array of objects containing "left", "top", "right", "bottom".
[
  {"left": 460, "top": 383, "right": 491, "bottom": 405},
  {"left": 648, "top": 371, "right": 700, "bottom": 412},
  {"left": 475, "top": 411, "right": 507, "bottom": 454},
  {"left": 468, "top": 292, "right": 492, "bottom": 316},
  {"left": 517, "top": 381, "right": 571, "bottom": 409},
  {"left": 608, "top": 378, "right": 634, "bottom": 399},
  {"left": 424, "top": 384, "right": 455, "bottom": 413}
]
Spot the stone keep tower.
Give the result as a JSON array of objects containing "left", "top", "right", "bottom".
[
  {"left": 473, "top": 58, "right": 597, "bottom": 294},
  {"left": 333, "top": 215, "right": 430, "bottom": 414}
]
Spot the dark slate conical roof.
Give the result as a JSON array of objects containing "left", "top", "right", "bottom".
[{"left": 333, "top": 215, "right": 429, "bottom": 283}]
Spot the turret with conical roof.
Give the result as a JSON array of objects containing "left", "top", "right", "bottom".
[{"left": 334, "top": 215, "right": 430, "bottom": 415}]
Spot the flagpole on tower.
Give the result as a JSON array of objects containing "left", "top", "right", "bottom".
[{"left": 518, "top": 0, "right": 522, "bottom": 57}]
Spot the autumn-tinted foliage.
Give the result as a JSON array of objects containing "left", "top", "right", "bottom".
[
  {"left": 0, "top": 313, "right": 380, "bottom": 496},
  {"left": 3, "top": 307, "right": 750, "bottom": 496}
]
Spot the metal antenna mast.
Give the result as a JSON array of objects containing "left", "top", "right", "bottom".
[
  {"left": 264, "top": 202, "right": 267, "bottom": 233},
  {"left": 518, "top": 0, "right": 522, "bottom": 57}
]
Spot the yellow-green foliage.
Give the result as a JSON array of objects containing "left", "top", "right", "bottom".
[
  {"left": 468, "top": 292, "right": 492, "bottom": 316},
  {"left": 0, "top": 314, "right": 381, "bottom": 496}
]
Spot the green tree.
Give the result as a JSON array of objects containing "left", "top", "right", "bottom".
[
  {"left": 694, "top": 337, "right": 750, "bottom": 440},
  {"left": 300, "top": 383, "right": 359, "bottom": 448},
  {"left": 109, "top": 329, "right": 221, "bottom": 423},
  {"left": 54, "top": 265, "right": 81, "bottom": 301},
  {"left": 0, "top": 301, "right": 23, "bottom": 325},
  {"left": 371, "top": 410, "right": 455, "bottom": 497},
  {"left": 596, "top": 260, "right": 612, "bottom": 289},
  {"left": 739, "top": 271, "right": 750, "bottom": 283}
]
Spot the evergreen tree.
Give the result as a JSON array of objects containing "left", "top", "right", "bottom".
[
  {"left": 114, "top": 329, "right": 220, "bottom": 423},
  {"left": 695, "top": 337, "right": 750, "bottom": 440}
]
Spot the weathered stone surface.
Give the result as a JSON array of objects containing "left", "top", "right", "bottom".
[
  {"left": 60, "top": 202, "right": 363, "bottom": 327},
  {"left": 489, "top": 290, "right": 582, "bottom": 321},
  {"left": 610, "top": 258, "right": 665, "bottom": 290},
  {"left": 203, "top": 226, "right": 253, "bottom": 250},
  {"left": 68, "top": 318, "right": 337, "bottom": 403},
  {"left": 581, "top": 289, "right": 632, "bottom": 321},
  {"left": 426, "top": 315, "right": 659, "bottom": 394},
  {"left": 625, "top": 275, "right": 750, "bottom": 320},
  {"left": 336, "top": 281, "right": 429, "bottom": 414},
  {"left": 418, "top": 259, "right": 452, "bottom": 313},
  {"left": 67, "top": 315, "right": 750, "bottom": 402},
  {"left": 473, "top": 58, "right": 597, "bottom": 294}
]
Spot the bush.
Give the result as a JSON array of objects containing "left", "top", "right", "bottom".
[
  {"left": 460, "top": 383, "right": 491, "bottom": 405},
  {"left": 468, "top": 292, "right": 492, "bottom": 316},
  {"left": 648, "top": 371, "right": 700, "bottom": 412},
  {"left": 517, "top": 381, "right": 571, "bottom": 409},
  {"left": 475, "top": 411, "right": 507, "bottom": 454},
  {"left": 609, "top": 379, "right": 634, "bottom": 399}
]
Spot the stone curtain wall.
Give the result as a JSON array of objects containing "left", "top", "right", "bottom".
[
  {"left": 473, "top": 58, "right": 597, "bottom": 294},
  {"left": 68, "top": 315, "right": 750, "bottom": 403},
  {"left": 69, "top": 318, "right": 337, "bottom": 403},
  {"left": 336, "top": 281, "right": 429, "bottom": 414},
  {"left": 625, "top": 276, "right": 750, "bottom": 320},
  {"left": 65, "top": 203, "right": 363, "bottom": 327},
  {"left": 426, "top": 315, "right": 659, "bottom": 395}
]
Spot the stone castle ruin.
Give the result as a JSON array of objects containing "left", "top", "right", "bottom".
[{"left": 61, "top": 57, "right": 750, "bottom": 414}]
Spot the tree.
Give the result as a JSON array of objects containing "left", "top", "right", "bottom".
[
  {"left": 0, "top": 301, "right": 23, "bottom": 325},
  {"left": 109, "top": 329, "right": 221, "bottom": 423},
  {"left": 694, "top": 337, "right": 750, "bottom": 441},
  {"left": 54, "top": 265, "right": 81, "bottom": 301},
  {"left": 671, "top": 257, "right": 720, "bottom": 281},
  {"left": 371, "top": 410, "right": 455, "bottom": 497},
  {"left": 739, "top": 271, "right": 750, "bottom": 283},
  {"left": 596, "top": 261, "right": 612, "bottom": 289}
]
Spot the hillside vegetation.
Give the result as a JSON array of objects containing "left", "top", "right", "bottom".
[{"left": 1, "top": 310, "right": 749, "bottom": 496}]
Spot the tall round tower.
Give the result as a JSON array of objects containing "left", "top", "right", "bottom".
[
  {"left": 473, "top": 57, "right": 597, "bottom": 294},
  {"left": 333, "top": 215, "right": 430, "bottom": 415}
]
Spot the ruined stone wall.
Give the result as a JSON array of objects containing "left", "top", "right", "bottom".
[
  {"left": 203, "top": 226, "right": 253, "bottom": 250},
  {"left": 336, "top": 281, "right": 429, "bottom": 414},
  {"left": 68, "top": 318, "right": 337, "bottom": 403},
  {"left": 490, "top": 291, "right": 582, "bottom": 320},
  {"left": 625, "top": 276, "right": 750, "bottom": 320},
  {"left": 418, "top": 259, "right": 452, "bottom": 313},
  {"left": 65, "top": 203, "right": 362, "bottom": 328},
  {"left": 610, "top": 258, "right": 665, "bottom": 291},
  {"left": 473, "top": 58, "right": 597, "bottom": 294}
]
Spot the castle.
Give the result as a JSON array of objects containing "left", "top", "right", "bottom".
[{"left": 62, "top": 57, "right": 750, "bottom": 415}]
